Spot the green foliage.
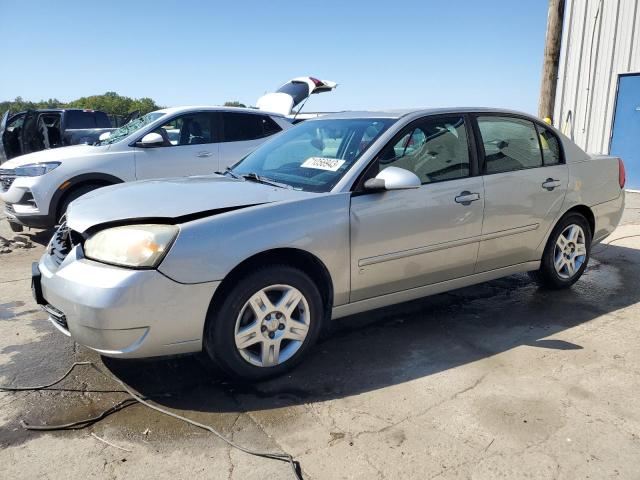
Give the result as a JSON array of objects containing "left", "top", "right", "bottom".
[
  {"left": 0, "top": 92, "right": 163, "bottom": 117},
  {"left": 223, "top": 100, "right": 246, "bottom": 108}
]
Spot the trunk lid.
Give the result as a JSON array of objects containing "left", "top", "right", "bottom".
[{"left": 256, "top": 77, "right": 337, "bottom": 116}]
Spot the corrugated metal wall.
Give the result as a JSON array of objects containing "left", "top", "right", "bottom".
[{"left": 554, "top": 0, "right": 640, "bottom": 154}]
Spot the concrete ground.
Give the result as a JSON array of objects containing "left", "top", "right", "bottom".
[{"left": 1, "top": 194, "right": 640, "bottom": 480}]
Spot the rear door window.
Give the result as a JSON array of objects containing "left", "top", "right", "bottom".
[
  {"left": 222, "top": 112, "right": 281, "bottom": 142},
  {"left": 477, "top": 116, "right": 543, "bottom": 174}
]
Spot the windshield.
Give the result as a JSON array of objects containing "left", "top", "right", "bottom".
[
  {"left": 231, "top": 118, "right": 395, "bottom": 192},
  {"left": 98, "top": 111, "right": 165, "bottom": 145}
]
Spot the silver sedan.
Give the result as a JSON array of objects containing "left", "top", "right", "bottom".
[{"left": 34, "top": 108, "right": 625, "bottom": 380}]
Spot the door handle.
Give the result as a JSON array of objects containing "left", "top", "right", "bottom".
[
  {"left": 542, "top": 178, "right": 561, "bottom": 191},
  {"left": 455, "top": 191, "right": 480, "bottom": 205},
  {"left": 196, "top": 151, "right": 213, "bottom": 158}
]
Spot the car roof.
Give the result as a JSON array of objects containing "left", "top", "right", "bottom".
[
  {"left": 155, "top": 105, "right": 286, "bottom": 118},
  {"left": 10, "top": 108, "right": 106, "bottom": 116},
  {"left": 314, "top": 107, "right": 541, "bottom": 121}
]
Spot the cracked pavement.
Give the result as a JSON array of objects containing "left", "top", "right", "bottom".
[{"left": 1, "top": 194, "right": 640, "bottom": 479}]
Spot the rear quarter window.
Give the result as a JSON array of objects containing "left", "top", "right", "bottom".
[
  {"left": 65, "top": 111, "right": 100, "bottom": 129},
  {"left": 222, "top": 112, "right": 282, "bottom": 142},
  {"left": 94, "top": 112, "right": 112, "bottom": 128}
]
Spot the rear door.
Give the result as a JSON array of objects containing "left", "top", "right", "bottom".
[
  {"left": 473, "top": 114, "right": 568, "bottom": 272},
  {"left": 133, "top": 111, "right": 221, "bottom": 179},
  {"left": 350, "top": 115, "right": 484, "bottom": 302},
  {"left": 218, "top": 112, "right": 283, "bottom": 169}
]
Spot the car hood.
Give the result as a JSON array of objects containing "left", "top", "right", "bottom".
[
  {"left": 1, "top": 144, "right": 107, "bottom": 169},
  {"left": 66, "top": 175, "right": 314, "bottom": 233}
]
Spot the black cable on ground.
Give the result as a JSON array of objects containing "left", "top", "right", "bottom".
[
  {"left": 1, "top": 362, "right": 303, "bottom": 480},
  {"left": 0, "top": 361, "right": 95, "bottom": 391},
  {"left": 20, "top": 398, "right": 138, "bottom": 430}
]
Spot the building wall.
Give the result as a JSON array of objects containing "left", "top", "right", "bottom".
[{"left": 554, "top": 0, "right": 640, "bottom": 154}]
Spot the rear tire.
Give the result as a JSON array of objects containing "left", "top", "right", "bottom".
[
  {"left": 529, "top": 212, "right": 592, "bottom": 289},
  {"left": 204, "top": 264, "right": 324, "bottom": 381}
]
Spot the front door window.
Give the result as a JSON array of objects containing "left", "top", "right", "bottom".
[
  {"left": 376, "top": 116, "right": 471, "bottom": 183},
  {"left": 151, "top": 113, "right": 215, "bottom": 146}
]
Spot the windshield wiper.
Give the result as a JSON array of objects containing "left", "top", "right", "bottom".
[
  {"left": 241, "top": 172, "right": 291, "bottom": 189},
  {"left": 215, "top": 166, "right": 241, "bottom": 179}
]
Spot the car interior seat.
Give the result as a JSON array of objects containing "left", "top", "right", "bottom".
[{"left": 188, "top": 121, "right": 206, "bottom": 144}]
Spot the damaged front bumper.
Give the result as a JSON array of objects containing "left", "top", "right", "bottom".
[{"left": 35, "top": 243, "right": 219, "bottom": 358}]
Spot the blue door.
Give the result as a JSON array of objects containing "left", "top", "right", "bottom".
[{"left": 610, "top": 73, "right": 640, "bottom": 190}]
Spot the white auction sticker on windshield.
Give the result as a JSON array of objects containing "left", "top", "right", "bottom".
[{"left": 301, "top": 157, "right": 345, "bottom": 172}]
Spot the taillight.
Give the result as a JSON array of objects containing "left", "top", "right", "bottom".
[
  {"left": 618, "top": 158, "right": 626, "bottom": 189},
  {"left": 309, "top": 77, "right": 323, "bottom": 87}
]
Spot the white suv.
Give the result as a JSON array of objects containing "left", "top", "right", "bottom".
[{"left": 0, "top": 106, "right": 291, "bottom": 230}]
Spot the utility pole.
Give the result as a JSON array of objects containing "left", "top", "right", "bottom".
[{"left": 538, "top": 0, "right": 566, "bottom": 122}]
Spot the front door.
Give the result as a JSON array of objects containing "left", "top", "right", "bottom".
[
  {"left": 350, "top": 115, "right": 484, "bottom": 302},
  {"left": 134, "top": 112, "right": 220, "bottom": 179},
  {"left": 610, "top": 73, "right": 640, "bottom": 189},
  {"left": 0, "top": 111, "right": 10, "bottom": 163},
  {"left": 473, "top": 115, "right": 568, "bottom": 272}
]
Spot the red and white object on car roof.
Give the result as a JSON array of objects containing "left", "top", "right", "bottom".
[{"left": 256, "top": 76, "right": 338, "bottom": 117}]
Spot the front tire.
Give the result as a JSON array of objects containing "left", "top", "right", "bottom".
[
  {"left": 204, "top": 265, "right": 324, "bottom": 380},
  {"left": 57, "top": 183, "right": 105, "bottom": 224},
  {"left": 529, "top": 212, "right": 592, "bottom": 289}
]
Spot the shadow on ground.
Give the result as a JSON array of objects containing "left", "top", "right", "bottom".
[
  {"left": 96, "top": 242, "right": 639, "bottom": 414},
  {"left": 1, "top": 242, "right": 638, "bottom": 447},
  {"left": 23, "top": 228, "right": 55, "bottom": 247}
]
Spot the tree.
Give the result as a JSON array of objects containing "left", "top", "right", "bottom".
[
  {"left": 0, "top": 92, "right": 163, "bottom": 117},
  {"left": 223, "top": 101, "right": 246, "bottom": 108}
]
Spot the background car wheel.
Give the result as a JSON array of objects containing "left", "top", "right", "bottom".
[
  {"left": 57, "top": 183, "right": 104, "bottom": 224},
  {"left": 529, "top": 212, "right": 592, "bottom": 289},
  {"left": 204, "top": 264, "right": 324, "bottom": 380}
]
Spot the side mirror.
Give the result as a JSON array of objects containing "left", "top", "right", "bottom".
[
  {"left": 136, "top": 132, "right": 164, "bottom": 148},
  {"left": 98, "top": 132, "right": 111, "bottom": 141},
  {"left": 364, "top": 166, "right": 421, "bottom": 191}
]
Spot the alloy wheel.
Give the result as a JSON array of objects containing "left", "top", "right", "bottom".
[
  {"left": 553, "top": 224, "right": 587, "bottom": 279},
  {"left": 234, "top": 284, "right": 311, "bottom": 367}
]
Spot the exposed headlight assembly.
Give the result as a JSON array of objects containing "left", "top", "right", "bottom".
[
  {"left": 84, "top": 224, "right": 179, "bottom": 268},
  {"left": 14, "top": 162, "right": 61, "bottom": 176}
]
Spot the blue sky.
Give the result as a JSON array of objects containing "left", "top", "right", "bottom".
[{"left": 0, "top": 1, "right": 549, "bottom": 114}]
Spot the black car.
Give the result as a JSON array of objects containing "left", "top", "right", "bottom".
[{"left": 0, "top": 108, "right": 137, "bottom": 164}]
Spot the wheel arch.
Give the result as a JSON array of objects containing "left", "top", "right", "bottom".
[
  {"left": 536, "top": 204, "right": 596, "bottom": 256},
  {"left": 561, "top": 204, "right": 595, "bottom": 238},
  {"left": 207, "top": 247, "right": 335, "bottom": 325},
  {"left": 51, "top": 173, "right": 124, "bottom": 220}
]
